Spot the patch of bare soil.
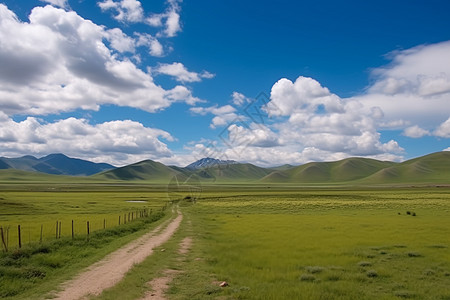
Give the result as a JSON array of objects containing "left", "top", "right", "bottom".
[{"left": 51, "top": 210, "right": 183, "bottom": 300}]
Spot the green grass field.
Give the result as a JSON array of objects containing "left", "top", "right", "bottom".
[
  {"left": 1, "top": 183, "right": 450, "bottom": 299},
  {"left": 166, "top": 187, "right": 450, "bottom": 300}
]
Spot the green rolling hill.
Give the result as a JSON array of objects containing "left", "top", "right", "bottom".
[
  {"left": 93, "top": 159, "right": 182, "bottom": 182},
  {"left": 360, "top": 151, "right": 450, "bottom": 184},
  {"left": 261, "top": 157, "right": 395, "bottom": 183},
  {"left": 0, "top": 152, "right": 448, "bottom": 185},
  {"left": 194, "top": 163, "right": 272, "bottom": 182}
]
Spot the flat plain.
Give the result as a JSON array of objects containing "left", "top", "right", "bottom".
[{"left": 1, "top": 183, "right": 450, "bottom": 299}]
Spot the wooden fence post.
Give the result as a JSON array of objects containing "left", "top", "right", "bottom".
[
  {"left": 59, "top": 221, "right": 62, "bottom": 239},
  {"left": 40, "top": 225, "right": 43, "bottom": 244},
  {"left": 56, "top": 221, "right": 59, "bottom": 239},
  {"left": 87, "top": 221, "right": 90, "bottom": 238},
  {"left": 0, "top": 227, "right": 7, "bottom": 252},
  {"left": 103, "top": 219, "right": 106, "bottom": 229},
  {"left": 71, "top": 220, "right": 74, "bottom": 239},
  {"left": 18, "top": 225, "right": 21, "bottom": 248}
]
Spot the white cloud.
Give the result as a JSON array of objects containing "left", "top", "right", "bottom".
[
  {"left": 403, "top": 125, "right": 430, "bottom": 138},
  {"left": 153, "top": 62, "right": 215, "bottom": 83},
  {"left": 231, "top": 92, "right": 251, "bottom": 106},
  {"left": 105, "top": 28, "right": 135, "bottom": 53},
  {"left": 434, "top": 117, "right": 450, "bottom": 138},
  {"left": 190, "top": 105, "right": 237, "bottom": 129},
  {"left": 146, "top": 0, "right": 182, "bottom": 37},
  {"left": 267, "top": 76, "right": 344, "bottom": 117},
  {"left": 0, "top": 4, "right": 201, "bottom": 116},
  {"left": 193, "top": 76, "right": 405, "bottom": 166},
  {"left": 358, "top": 41, "right": 450, "bottom": 129},
  {"left": 135, "top": 33, "right": 164, "bottom": 57},
  {"left": 98, "top": 0, "right": 144, "bottom": 23},
  {"left": 0, "top": 115, "right": 174, "bottom": 166},
  {"left": 40, "top": 0, "right": 69, "bottom": 9}
]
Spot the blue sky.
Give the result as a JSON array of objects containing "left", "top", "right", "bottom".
[{"left": 0, "top": 0, "right": 449, "bottom": 167}]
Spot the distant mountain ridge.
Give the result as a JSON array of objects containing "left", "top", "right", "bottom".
[
  {"left": 1, "top": 152, "right": 449, "bottom": 185},
  {"left": 0, "top": 153, "right": 115, "bottom": 176},
  {"left": 185, "top": 157, "right": 238, "bottom": 170},
  {"left": 96, "top": 152, "right": 450, "bottom": 184}
]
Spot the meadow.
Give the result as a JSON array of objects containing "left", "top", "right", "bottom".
[
  {"left": 166, "top": 187, "right": 450, "bottom": 300},
  {"left": 1, "top": 183, "right": 450, "bottom": 299},
  {"left": 0, "top": 183, "right": 170, "bottom": 299}
]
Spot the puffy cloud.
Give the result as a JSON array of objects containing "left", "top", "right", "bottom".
[
  {"left": 190, "top": 105, "right": 237, "bottom": 129},
  {"left": 135, "top": 33, "right": 164, "bottom": 57},
  {"left": 0, "top": 4, "right": 200, "bottom": 116},
  {"left": 105, "top": 28, "right": 135, "bottom": 53},
  {"left": 358, "top": 41, "right": 450, "bottom": 129},
  {"left": 146, "top": 0, "right": 182, "bottom": 37},
  {"left": 434, "top": 118, "right": 450, "bottom": 138},
  {"left": 98, "top": 0, "right": 144, "bottom": 23},
  {"left": 403, "top": 125, "right": 430, "bottom": 138},
  {"left": 0, "top": 115, "right": 174, "bottom": 166},
  {"left": 153, "top": 62, "right": 215, "bottom": 83},
  {"left": 190, "top": 75, "right": 404, "bottom": 166},
  {"left": 231, "top": 92, "right": 251, "bottom": 106},
  {"left": 40, "top": 0, "right": 69, "bottom": 9}
]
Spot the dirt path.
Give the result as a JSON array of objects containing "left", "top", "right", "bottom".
[
  {"left": 52, "top": 209, "right": 183, "bottom": 300},
  {"left": 141, "top": 237, "right": 193, "bottom": 300}
]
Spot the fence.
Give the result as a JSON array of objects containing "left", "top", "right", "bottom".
[{"left": 0, "top": 206, "right": 167, "bottom": 252}]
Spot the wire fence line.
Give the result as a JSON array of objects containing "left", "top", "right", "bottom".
[{"left": 0, "top": 205, "right": 167, "bottom": 252}]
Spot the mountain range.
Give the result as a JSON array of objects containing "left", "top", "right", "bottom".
[
  {"left": 0, "top": 153, "right": 115, "bottom": 176},
  {"left": 0, "top": 152, "right": 449, "bottom": 185}
]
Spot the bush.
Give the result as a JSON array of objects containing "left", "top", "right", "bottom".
[
  {"left": 305, "top": 266, "right": 325, "bottom": 274},
  {"left": 358, "top": 261, "right": 372, "bottom": 267},
  {"left": 366, "top": 270, "right": 378, "bottom": 278},
  {"left": 300, "top": 274, "right": 316, "bottom": 282}
]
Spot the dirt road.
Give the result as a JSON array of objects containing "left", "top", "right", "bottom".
[{"left": 52, "top": 210, "right": 183, "bottom": 300}]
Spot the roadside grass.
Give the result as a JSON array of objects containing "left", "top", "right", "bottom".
[
  {"left": 0, "top": 183, "right": 170, "bottom": 299},
  {"left": 169, "top": 188, "right": 450, "bottom": 299},
  {"left": 0, "top": 211, "right": 168, "bottom": 299},
  {"left": 0, "top": 187, "right": 169, "bottom": 247},
  {"left": 93, "top": 205, "right": 190, "bottom": 300}
]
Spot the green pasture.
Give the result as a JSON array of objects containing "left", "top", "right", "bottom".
[
  {"left": 0, "top": 184, "right": 170, "bottom": 248},
  {"left": 169, "top": 188, "right": 450, "bottom": 300}
]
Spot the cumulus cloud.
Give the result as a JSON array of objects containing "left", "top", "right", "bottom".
[
  {"left": 434, "top": 117, "right": 450, "bottom": 138},
  {"left": 0, "top": 4, "right": 200, "bottom": 116},
  {"left": 0, "top": 114, "right": 174, "bottom": 166},
  {"left": 153, "top": 62, "right": 214, "bottom": 83},
  {"left": 403, "top": 125, "right": 430, "bottom": 138},
  {"left": 190, "top": 105, "right": 237, "bottom": 129},
  {"left": 98, "top": 0, "right": 144, "bottom": 23},
  {"left": 191, "top": 76, "right": 404, "bottom": 166},
  {"left": 135, "top": 33, "right": 164, "bottom": 57},
  {"left": 40, "top": 0, "right": 69, "bottom": 9},
  {"left": 146, "top": 0, "right": 182, "bottom": 37},
  {"left": 99, "top": 0, "right": 183, "bottom": 37},
  {"left": 231, "top": 92, "right": 251, "bottom": 106},
  {"left": 358, "top": 41, "right": 450, "bottom": 129}
]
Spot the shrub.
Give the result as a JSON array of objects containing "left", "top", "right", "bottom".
[
  {"left": 407, "top": 252, "right": 421, "bottom": 257},
  {"left": 366, "top": 270, "right": 378, "bottom": 278},
  {"left": 305, "top": 266, "right": 325, "bottom": 274},
  {"left": 300, "top": 274, "right": 316, "bottom": 282},
  {"left": 358, "top": 261, "right": 372, "bottom": 267},
  {"left": 394, "top": 290, "right": 415, "bottom": 298}
]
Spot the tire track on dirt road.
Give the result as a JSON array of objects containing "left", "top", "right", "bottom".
[{"left": 52, "top": 209, "right": 183, "bottom": 300}]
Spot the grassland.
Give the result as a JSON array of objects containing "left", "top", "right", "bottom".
[
  {"left": 0, "top": 183, "right": 170, "bottom": 299},
  {"left": 1, "top": 183, "right": 450, "bottom": 299},
  {"left": 166, "top": 187, "right": 450, "bottom": 300}
]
